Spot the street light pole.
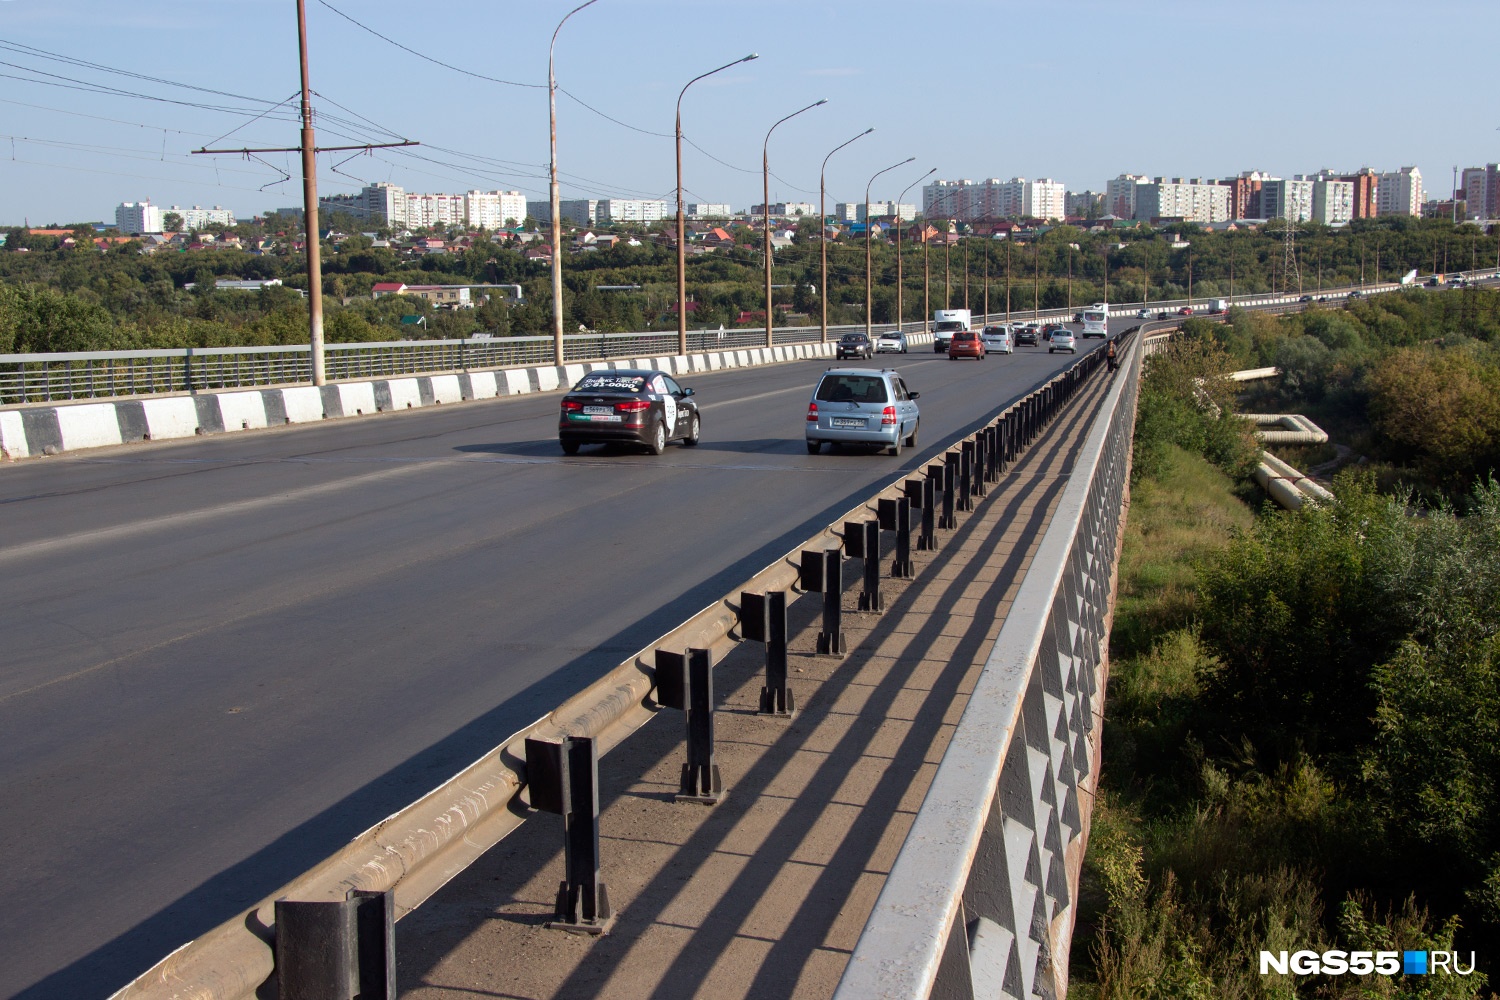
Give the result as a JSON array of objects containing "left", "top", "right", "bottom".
[
  {"left": 923, "top": 231, "right": 930, "bottom": 335},
  {"left": 548, "top": 0, "right": 601, "bottom": 367},
  {"left": 819, "top": 128, "right": 874, "bottom": 343},
  {"left": 762, "top": 96, "right": 834, "bottom": 347},
  {"left": 865, "top": 156, "right": 914, "bottom": 338},
  {"left": 894, "top": 167, "right": 935, "bottom": 339},
  {"left": 677, "top": 53, "right": 758, "bottom": 356}
]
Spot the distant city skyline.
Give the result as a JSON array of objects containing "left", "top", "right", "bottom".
[{"left": 0, "top": 0, "right": 1494, "bottom": 225}]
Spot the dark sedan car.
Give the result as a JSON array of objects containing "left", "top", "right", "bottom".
[
  {"left": 559, "top": 369, "right": 700, "bottom": 455},
  {"left": 1014, "top": 326, "right": 1039, "bottom": 346},
  {"left": 837, "top": 332, "right": 874, "bottom": 360}
]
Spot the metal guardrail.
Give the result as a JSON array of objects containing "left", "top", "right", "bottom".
[
  {"left": 0, "top": 325, "right": 854, "bottom": 405},
  {"left": 0, "top": 275, "right": 1435, "bottom": 406},
  {"left": 834, "top": 334, "right": 1140, "bottom": 1000}
]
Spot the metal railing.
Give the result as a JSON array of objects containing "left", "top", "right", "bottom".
[
  {"left": 0, "top": 274, "right": 1438, "bottom": 407},
  {"left": 833, "top": 335, "right": 1140, "bottom": 1000},
  {"left": 0, "top": 324, "right": 854, "bottom": 406}
]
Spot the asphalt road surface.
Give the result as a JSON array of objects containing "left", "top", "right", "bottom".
[{"left": 0, "top": 331, "right": 1111, "bottom": 998}]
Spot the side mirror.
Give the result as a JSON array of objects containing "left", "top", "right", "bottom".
[
  {"left": 908, "top": 390, "right": 920, "bottom": 400},
  {"left": 680, "top": 387, "right": 695, "bottom": 397}
]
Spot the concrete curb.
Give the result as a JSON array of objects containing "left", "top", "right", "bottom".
[{"left": 2, "top": 337, "right": 929, "bottom": 462}]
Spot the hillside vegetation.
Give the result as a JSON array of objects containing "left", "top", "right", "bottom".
[{"left": 1071, "top": 292, "right": 1500, "bottom": 998}]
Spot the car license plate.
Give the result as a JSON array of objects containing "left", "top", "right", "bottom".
[
  {"left": 588, "top": 414, "right": 622, "bottom": 422},
  {"left": 583, "top": 405, "right": 612, "bottom": 415},
  {"left": 831, "top": 417, "right": 864, "bottom": 428}
]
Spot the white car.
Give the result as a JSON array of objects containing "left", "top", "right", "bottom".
[
  {"left": 875, "top": 331, "right": 908, "bottom": 354},
  {"left": 980, "top": 325, "right": 1013, "bottom": 354},
  {"left": 1048, "top": 330, "right": 1077, "bottom": 354}
]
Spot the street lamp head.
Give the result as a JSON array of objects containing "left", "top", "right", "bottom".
[{"left": 741, "top": 53, "right": 760, "bottom": 63}]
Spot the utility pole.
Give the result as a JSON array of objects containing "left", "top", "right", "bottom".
[
  {"left": 193, "top": 0, "right": 416, "bottom": 386},
  {"left": 962, "top": 237, "right": 969, "bottom": 310},
  {"left": 1031, "top": 241, "right": 1038, "bottom": 324},
  {"left": 944, "top": 239, "right": 951, "bottom": 309},
  {"left": 1004, "top": 240, "right": 1011, "bottom": 327},
  {"left": 983, "top": 244, "right": 989, "bottom": 320}
]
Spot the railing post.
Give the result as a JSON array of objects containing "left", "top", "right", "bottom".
[
  {"left": 528, "top": 734, "right": 615, "bottom": 932},
  {"left": 958, "top": 439, "right": 976, "bottom": 511},
  {"left": 859, "top": 518, "right": 883, "bottom": 611},
  {"left": 275, "top": 888, "right": 396, "bottom": 1000},
  {"left": 939, "top": 455, "right": 958, "bottom": 530},
  {"left": 742, "top": 590, "right": 795, "bottom": 718},
  {"left": 880, "top": 496, "right": 914, "bottom": 579},
  {"left": 801, "top": 547, "right": 847, "bottom": 656},
  {"left": 655, "top": 648, "right": 723, "bottom": 804}
]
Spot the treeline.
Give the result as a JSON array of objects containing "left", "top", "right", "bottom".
[
  {"left": 2, "top": 215, "right": 1496, "bottom": 354},
  {"left": 1071, "top": 295, "right": 1500, "bottom": 997}
]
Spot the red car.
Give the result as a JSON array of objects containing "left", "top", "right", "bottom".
[
  {"left": 947, "top": 329, "right": 986, "bottom": 360},
  {"left": 1177, "top": 306, "right": 1194, "bottom": 316}
]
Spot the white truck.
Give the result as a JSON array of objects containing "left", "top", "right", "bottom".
[
  {"left": 1209, "top": 298, "right": 1228, "bottom": 314},
  {"left": 931, "top": 309, "right": 971, "bottom": 353}
]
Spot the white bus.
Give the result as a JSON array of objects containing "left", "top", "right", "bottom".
[{"left": 1081, "top": 302, "right": 1109, "bottom": 339}]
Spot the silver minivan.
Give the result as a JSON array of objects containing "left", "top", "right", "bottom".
[{"left": 805, "top": 368, "right": 920, "bottom": 455}]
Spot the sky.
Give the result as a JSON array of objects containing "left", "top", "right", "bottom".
[{"left": 0, "top": 0, "right": 1495, "bottom": 227}]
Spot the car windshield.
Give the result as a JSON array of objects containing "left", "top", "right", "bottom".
[
  {"left": 840, "top": 334, "right": 867, "bottom": 343},
  {"left": 574, "top": 373, "right": 646, "bottom": 393},
  {"left": 815, "top": 374, "right": 890, "bottom": 404},
  {"left": 933, "top": 321, "right": 965, "bottom": 332}
]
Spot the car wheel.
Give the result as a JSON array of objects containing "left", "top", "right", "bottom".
[
  {"left": 647, "top": 419, "right": 667, "bottom": 456},
  {"left": 887, "top": 435, "right": 902, "bottom": 457},
  {"left": 806, "top": 440, "right": 821, "bottom": 454},
  {"left": 683, "top": 412, "right": 701, "bottom": 447},
  {"left": 561, "top": 440, "right": 580, "bottom": 456},
  {"left": 905, "top": 422, "right": 918, "bottom": 449}
]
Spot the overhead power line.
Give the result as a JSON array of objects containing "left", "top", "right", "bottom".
[{"left": 311, "top": 0, "right": 542, "bottom": 89}]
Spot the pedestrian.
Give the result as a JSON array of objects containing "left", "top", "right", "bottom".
[{"left": 1106, "top": 338, "right": 1117, "bottom": 373}]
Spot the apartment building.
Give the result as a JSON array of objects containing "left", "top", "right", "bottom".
[
  {"left": 1462, "top": 165, "right": 1499, "bottom": 219},
  {"left": 1133, "top": 178, "right": 1233, "bottom": 223},
  {"left": 1260, "top": 179, "right": 1315, "bottom": 222},
  {"left": 1065, "top": 190, "right": 1104, "bottom": 217},
  {"left": 464, "top": 190, "right": 528, "bottom": 230},
  {"left": 319, "top": 183, "right": 525, "bottom": 230},
  {"left": 160, "top": 205, "right": 236, "bottom": 229},
  {"left": 1376, "top": 167, "right": 1423, "bottom": 217},
  {"left": 922, "top": 177, "right": 1067, "bottom": 221},
  {"left": 686, "top": 203, "right": 733, "bottom": 219},
  {"left": 1309, "top": 175, "right": 1355, "bottom": 225},
  {"left": 599, "top": 199, "right": 668, "bottom": 223},
  {"left": 834, "top": 201, "right": 918, "bottom": 223},
  {"left": 1105, "top": 174, "right": 1148, "bottom": 218},
  {"left": 403, "top": 192, "right": 467, "bottom": 229},
  {"left": 1220, "top": 171, "right": 1274, "bottom": 220},
  {"left": 750, "top": 202, "right": 816, "bottom": 219},
  {"left": 115, "top": 201, "right": 163, "bottom": 235}
]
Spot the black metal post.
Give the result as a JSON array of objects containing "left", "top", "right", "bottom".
[
  {"left": 678, "top": 648, "right": 722, "bottom": 803},
  {"left": 972, "top": 432, "right": 987, "bottom": 495},
  {"left": 917, "top": 475, "right": 937, "bottom": 550},
  {"left": 958, "top": 440, "right": 975, "bottom": 511},
  {"left": 881, "top": 495, "right": 914, "bottom": 578},
  {"left": 275, "top": 889, "right": 396, "bottom": 1000},
  {"left": 758, "top": 590, "right": 794, "bottom": 717},
  {"left": 939, "top": 453, "right": 958, "bottom": 529},
  {"left": 525, "top": 734, "right": 615, "bottom": 933},
  {"left": 820, "top": 551, "right": 846, "bottom": 655},
  {"left": 857, "top": 519, "right": 883, "bottom": 612}
]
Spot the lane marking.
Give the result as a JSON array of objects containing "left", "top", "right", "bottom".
[{"left": 0, "top": 462, "right": 435, "bottom": 567}]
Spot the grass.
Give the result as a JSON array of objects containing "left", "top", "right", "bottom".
[{"left": 1070, "top": 443, "right": 1493, "bottom": 999}]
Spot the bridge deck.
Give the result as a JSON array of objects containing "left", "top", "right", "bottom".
[{"left": 394, "top": 367, "right": 1118, "bottom": 999}]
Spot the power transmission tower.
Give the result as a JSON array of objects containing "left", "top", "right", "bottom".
[{"left": 1280, "top": 191, "right": 1301, "bottom": 295}]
